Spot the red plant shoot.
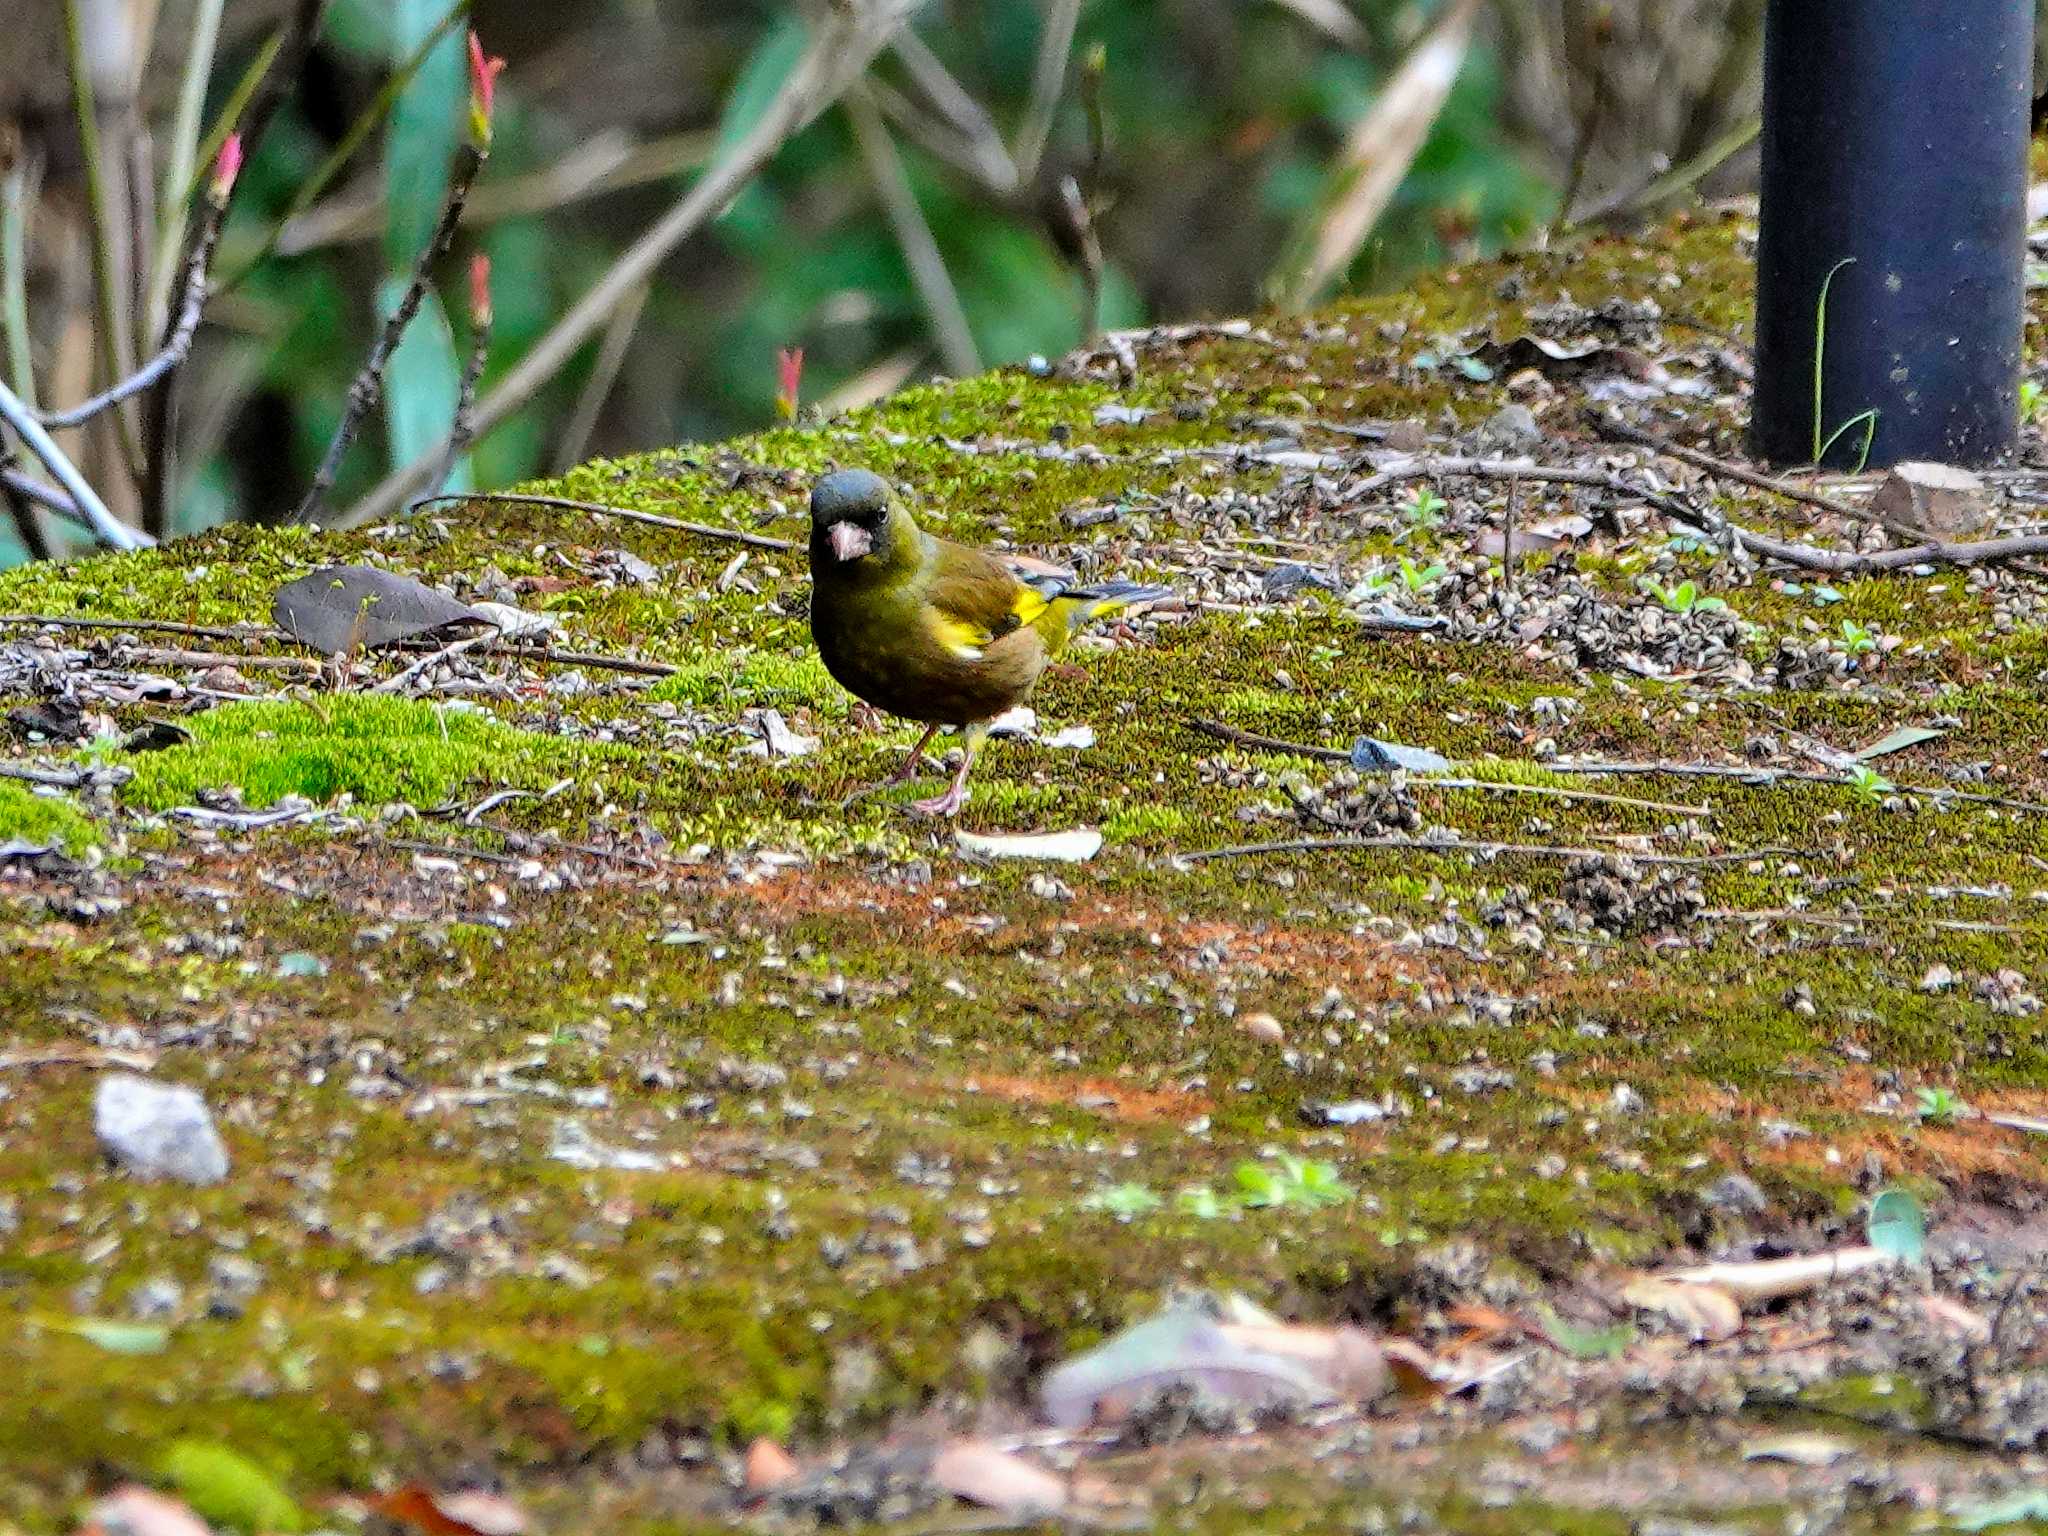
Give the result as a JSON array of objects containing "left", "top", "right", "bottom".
[
  {"left": 468, "top": 252, "right": 493, "bottom": 329},
  {"left": 467, "top": 31, "right": 506, "bottom": 148},
  {"left": 776, "top": 347, "right": 803, "bottom": 422},
  {"left": 209, "top": 134, "right": 243, "bottom": 207}
]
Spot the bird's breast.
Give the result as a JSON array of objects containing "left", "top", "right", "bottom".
[{"left": 812, "top": 596, "right": 1044, "bottom": 725}]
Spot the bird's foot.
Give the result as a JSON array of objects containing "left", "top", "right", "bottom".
[
  {"left": 840, "top": 760, "right": 930, "bottom": 809},
  {"left": 840, "top": 727, "right": 943, "bottom": 807},
  {"left": 909, "top": 783, "right": 970, "bottom": 818}
]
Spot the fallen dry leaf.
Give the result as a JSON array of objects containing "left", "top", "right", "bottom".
[
  {"left": 1474, "top": 513, "right": 1593, "bottom": 560},
  {"left": 1214, "top": 1321, "right": 1387, "bottom": 1401},
  {"left": 743, "top": 1437, "right": 800, "bottom": 1496},
  {"left": 370, "top": 1486, "right": 528, "bottom": 1536},
  {"left": 932, "top": 1440, "right": 1084, "bottom": 1520},
  {"left": 1919, "top": 1294, "right": 1993, "bottom": 1343},
  {"left": 80, "top": 1486, "right": 213, "bottom": 1536},
  {"left": 1620, "top": 1275, "right": 1742, "bottom": 1342},
  {"left": 1039, "top": 1303, "right": 1384, "bottom": 1427},
  {"left": 1659, "top": 1245, "right": 1896, "bottom": 1303}
]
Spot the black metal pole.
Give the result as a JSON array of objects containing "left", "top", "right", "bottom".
[{"left": 1751, "top": 1, "right": 2030, "bottom": 469}]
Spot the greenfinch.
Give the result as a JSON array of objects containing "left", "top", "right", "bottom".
[{"left": 807, "top": 468, "right": 1169, "bottom": 816}]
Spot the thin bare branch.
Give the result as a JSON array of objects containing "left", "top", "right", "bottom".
[
  {"left": 847, "top": 86, "right": 980, "bottom": 377},
  {"left": 1272, "top": 0, "right": 1478, "bottom": 310},
  {"left": 62, "top": 0, "right": 145, "bottom": 474},
  {"left": 333, "top": 0, "right": 919, "bottom": 531},
  {"left": 422, "top": 264, "right": 493, "bottom": 503},
  {"left": 553, "top": 280, "right": 647, "bottom": 471},
  {"left": 869, "top": 79, "right": 1016, "bottom": 194},
  {"left": 146, "top": 0, "right": 225, "bottom": 333},
  {"left": 1, "top": 458, "right": 53, "bottom": 560},
  {"left": 272, "top": 129, "right": 710, "bottom": 257},
  {"left": 888, "top": 32, "right": 1020, "bottom": 194},
  {"left": 215, "top": 0, "right": 470, "bottom": 292},
  {"left": 1265, "top": 0, "right": 1368, "bottom": 49},
  {"left": 0, "top": 379, "right": 148, "bottom": 550},
  {"left": 39, "top": 187, "right": 230, "bottom": 430},
  {"left": 294, "top": 142, "right": 488, "bottom": 524},
  {"left": 408, "top": 490, "right": 798, "bottom": 550},
  {"left": 1013, "top": 0, "right": 1084, "bottom": 182},
  {"left": 0, "top": 147, "right": 38, "bottom": 410},
  {"left": 1175, "top": 836, "right": 1805, "bottom": 867}
]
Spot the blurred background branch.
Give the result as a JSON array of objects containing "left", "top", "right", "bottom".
[{"left": 0, "top": 0, "right": 1882, "bottom": 566}]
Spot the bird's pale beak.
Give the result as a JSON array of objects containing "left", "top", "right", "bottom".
[{"left": 829, "top": 522, "right": 873, "bottom": 562}]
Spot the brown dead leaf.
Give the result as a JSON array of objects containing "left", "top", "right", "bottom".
[
  {"left": 370, "top": 1487, "right": 528, "bottom": 1536},
  {"left": 1214, "top": 1321, "right": 1387, "bottom": 1402},
  {"left": 1443, "top": 1302, "right": 1522, "bottom": 1343},
  {"left": 80, "top": 1486, "right": 213, "bottom": 1536},
  {"left": 1474, "top": 513, "right": 1594, "bottom": 559},
  {"left": 1381, "top": 1337, "right": 1446, "bottom": 1399},
  {"left": 743, "top": 1437, "right": 800, "bottom": 1496},
  {"left": 1620, "top": 1276, "right": 1742, "bottom": 1342},
  {"left": 929, "top": 1439, "right": 1118, "bottom": 1521},
  {"left": 1919, "top": 1294, "right": 1993, "bottom": 1343}
]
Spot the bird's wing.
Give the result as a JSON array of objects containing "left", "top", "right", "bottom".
[
  {"left": 922, "top": 541, "right": 1054, "bottom": 660},
  {"left": 998, "top": 550, "right": 1078, "bottom": 587}
]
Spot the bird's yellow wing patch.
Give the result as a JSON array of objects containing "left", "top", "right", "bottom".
[
  {"left": 1010, "top": 586, "right": 1051, "bottom": 626},
  {"left": 931, "top": 613, "right": 995, "bottom": 660}
]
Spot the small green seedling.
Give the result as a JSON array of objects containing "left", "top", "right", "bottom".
[
  {"left": 2021, "top": 379, "right": 2044, "bottom": 425},
  {"left": 1083, "top": 1182, "right": 1163, "bottom": 1219},
  {"left": 1913, "top": 1086, "right": 1965, "bottom": 1127},
  {"left": 1234, "top": 1154, "right": 1352, "bottom": 1210},
  {"left": 1176, "top": 1186, "right": 1227, "bottom": 1219},
  {"left": 1845, "top": 764, "right": 1893, "bottom": 803},
  {"left": 1641, "top": 578, "right": 1727, "bottom": 615},
  {"left": 1399, "top": 557, "right": 1447, "bottom": 594},
  {"left": 1838, "top": 619, "right": 1878, "bottom": 655},
  {"left": 1402, "top": 487, "right": 1447, "bottom": 527}
]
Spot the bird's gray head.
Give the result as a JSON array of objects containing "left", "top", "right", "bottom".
[{"left": 809, "top": 469, "right": 893, "bottom": 565}]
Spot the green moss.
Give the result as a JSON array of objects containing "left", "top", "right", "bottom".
[
  {"left": 646, "top": 647, "right": 847, "bottom": 717},
  {"left": 0, "top": 780, "right": 99, "bottom": 851},
  {"left": 119, "top": 696, "right": 593, "bottom": 811}
]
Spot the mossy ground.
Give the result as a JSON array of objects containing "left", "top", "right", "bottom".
[{"left": 2, "top": 212, "right": 2046, "bottom": 1531}]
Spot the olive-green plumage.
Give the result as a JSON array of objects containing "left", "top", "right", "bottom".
[{"left": 806, "top": 468, "right": 1168, "bottom": 815}]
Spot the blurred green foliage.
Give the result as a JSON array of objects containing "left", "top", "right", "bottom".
[{"left": 2, "top": 0, "right": 1551, "bottom": 565}]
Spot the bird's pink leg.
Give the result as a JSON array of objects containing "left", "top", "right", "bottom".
[
  {"left": 840, "top": 723, "right": 942, "bottom": 807},
  {"left": 911, "top": 724, "right": 984, "bottom": 818}
]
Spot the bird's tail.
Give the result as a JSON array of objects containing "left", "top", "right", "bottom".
[{"left": 1047, "top": 581, "right": 1173, "bottom": 631}]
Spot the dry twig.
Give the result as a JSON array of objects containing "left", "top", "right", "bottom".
[{"left": 294, "top": 142, "right": 488, "bottom": 524}]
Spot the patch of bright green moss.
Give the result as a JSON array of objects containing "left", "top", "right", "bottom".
[
  {"left": 119, "top": 696, "right": 587, "bottom": 811},
  {"left": 646, "top": 648, "right": 847, "bottom": 717},
  {"left": 0, "top": 779, "right": 99, "bottom": 851}
]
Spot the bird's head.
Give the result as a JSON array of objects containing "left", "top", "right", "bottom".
[{"left": 809, "top": 468, "right": 901, "bottom": 569}]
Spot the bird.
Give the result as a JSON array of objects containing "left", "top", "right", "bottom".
[{"left": 806, "top": 468, "right": 1169, "bottom": 817}]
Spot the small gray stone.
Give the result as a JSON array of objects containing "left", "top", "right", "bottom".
[
  {"left": 94, "top": 1074, "right": 228, "bottom": 1185},
  {"left": 1475, "top": 402, "right": 1543, "bottom": 454},
  {"left": 1705, "top": 1172, "right": 1768, "bottom": 1214},
  {"left": 127, "top": 1274, "right": 184, "bottom": 1319}
]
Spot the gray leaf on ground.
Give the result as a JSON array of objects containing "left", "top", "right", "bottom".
[
  {"left": 94, "top": 1074, "right": 228, "bottom": 1185},
  {"left": 956, "top": 828, "right": 1103, "bottom": 863},
  {"left": 273, "top": 565, "right": 482, "bottom": 655},
  {"left": 1038, "top": 1302, "right": 1384, "bottom": 1427},
  {"left": 1852, "top": 725, "right": 1945, "bottom": 762},
  {"left": 743, "top": 708, "right": 818, "bottom": 759},
  {"left": 469, "top": 601, "right": 563, "bottom": 640},
  {"left": 549, "top": 1120, "right": 664, "bottom": 1172},
  {"left": 1350, "top": 736, "right": 1452, "bottom": 773}
]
